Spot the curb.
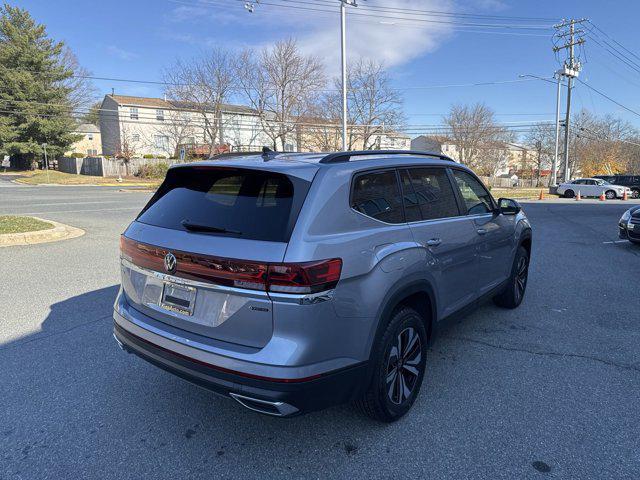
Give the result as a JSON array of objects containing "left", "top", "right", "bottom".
[{"left": 0, "top": 217, "right": 85, "bottom": 247}]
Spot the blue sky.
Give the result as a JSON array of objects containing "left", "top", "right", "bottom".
[{"left": 18, "top": 0, "right": 640, "bottom": 131}]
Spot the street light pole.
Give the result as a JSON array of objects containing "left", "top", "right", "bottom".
[
  {"left": 42, "top": 143, "right": 50, "bottom": 184},
  {"left": 340, "top": 1, "right": 348, "bottom": 151},
  {"left": 339, "top": 0, "right": 359, "bottom": 152}
]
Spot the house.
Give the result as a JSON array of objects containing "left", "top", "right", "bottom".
[
  {"left": 410, "top": 136, "right": 459, "bottom": 160},
  {"left": 98, "top": 95, "right": 276, "bottom": 158},
  {"left": 65, "top": 123, "right": 101, "bottom": 156}
]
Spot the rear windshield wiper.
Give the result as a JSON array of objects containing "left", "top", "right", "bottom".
[{"left": 181, "top": 220, "right": 242, "bottom": 235}]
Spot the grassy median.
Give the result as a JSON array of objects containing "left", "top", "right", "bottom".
[
  {"left": 12, "top": 170, "right": 161, "bottom": 187},
  {"left": 0, "top": 215, "right": 54, "bottom": 234}
]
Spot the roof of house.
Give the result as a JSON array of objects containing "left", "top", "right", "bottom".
[
  {"left": 74, "top": 123, "right": 100, "bottom": 133},
  {"left": 108, "top": 95, "right": 174, "bottom": 109},
  {"left": 106, "top": 94, "right": 257, "bottom": 115}
]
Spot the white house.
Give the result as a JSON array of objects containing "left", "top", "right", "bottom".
[{"left": 99, "top": 95, "right": 276, "bottom": 158}]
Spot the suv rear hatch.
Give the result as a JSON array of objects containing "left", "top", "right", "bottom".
[{"left": 120, "top": 163, "right": 316, "bottom": 348}]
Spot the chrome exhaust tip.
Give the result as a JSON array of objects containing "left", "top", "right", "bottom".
[{"left": 229, "top": 393, "right": 298, "bottom": 417}]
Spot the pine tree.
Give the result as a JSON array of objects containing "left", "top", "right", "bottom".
[{"left": 0, "top": 4, "right": 80, "bottom": 169}]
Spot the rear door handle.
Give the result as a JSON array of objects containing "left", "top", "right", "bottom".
[
  {"left": 476, "top": 228, "right": 487, "bottom": 235},
  {"left": 426, "top": 238, "right": 441, "bottom": 247}
]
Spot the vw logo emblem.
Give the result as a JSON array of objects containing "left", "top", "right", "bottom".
[{"left": 164, "top": 252, "right": 177, "bottom": 274}]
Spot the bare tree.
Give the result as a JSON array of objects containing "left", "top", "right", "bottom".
[
  {"left": 163, "top": 49, "right": 235, "bottom": 156},
  {"left": 236, "top": 39, "right": 326, "bottom": 151},
  {"left": 61, "top": 47, "right": 97, "bottom": 112},
  {"left": 442, "top": 103, "right": 511, "bottom": 175},
  {"left": 525, "top": 123, "right": 555, "bottom": 186},
  {"left": 115, "top": 124, "right": 137, "bottom": 176},
  {"left": 316, "top": 60, "right": 404, "bottom": 150}
]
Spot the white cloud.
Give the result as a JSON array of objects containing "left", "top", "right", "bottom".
[
  {"left": 106, "top": 45, "right": 139, "bottom": 61},
  {"left": 259, "top": 0, "right": 454, "bottom": 76}
]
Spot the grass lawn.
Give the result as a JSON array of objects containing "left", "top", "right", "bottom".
[
  {"left": 10, "top": 170, "right": 161, "bottom": 187},
  {"left": 0, "top": 216, "right": 54, "bottom": 234},
  {"left": 491, "top": 187, "right": 554, "bottom": 199}
]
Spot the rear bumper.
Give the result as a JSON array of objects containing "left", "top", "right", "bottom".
[{"left": 114, "top": 323, "right": 368, "bottom": 416}]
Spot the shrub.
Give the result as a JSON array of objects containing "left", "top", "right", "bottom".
[
  {"left": 136, "top": 162, "right": 169, "bottom": 179},
  {"left": 71, "top": 152, "right": 85, "bottom": 158},
  {"left": 142, "top": 154, "right": 155, "bottom": 159}
]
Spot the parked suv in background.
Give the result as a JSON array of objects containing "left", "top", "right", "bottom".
[
  {"left": 113, "top": 150, "right": 532, "bottom": 422},
  {"left": 594, "top": 175, "right": 640, "bottom": 199}
]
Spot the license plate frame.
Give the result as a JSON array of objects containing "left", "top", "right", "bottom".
[{"left": 160, "top": 282, "right": 197, "bottom": 316}]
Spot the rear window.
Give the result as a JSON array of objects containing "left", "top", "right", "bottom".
[{"left": 137, "top": 167, "right": 311, "bottom": 242}]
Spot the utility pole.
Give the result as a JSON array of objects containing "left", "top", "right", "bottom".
[
  {"left": 553, "top": 19, "right": 586, "bottom": 182},
  {"left": 340, "top": 0, "right": 359, "bottom": 151},
  {"left": 552, "top": 71, "right": 563, "bottom": 186}
]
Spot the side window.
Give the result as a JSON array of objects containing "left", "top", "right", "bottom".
[
  {"left": 452, "top": 170, "right": 495, "bottom": 215},
  {"left": 573, "top": 179, "right": 585, "bottom": 185},
  {"left": 400, "top": 168, "right": 460, "bottom": 221},
  {"left": 352, "top": 170, "right": 405, "bottom": 224},
  {"left": 586, "top": 180, "right": 597, "bottom": 185}
]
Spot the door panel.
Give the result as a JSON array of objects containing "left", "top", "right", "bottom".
[
  {"left": 450, "top": 169, "right": 512, "bottom": 296},
  {"left": 399, "top": 167, "right": 478, "bottom": 318},
  {"left": 407, "top": 217, "right": 479, "bottom": 318},
  {"left": 471, "top": 214, "right": 515, "bottom": 295}
]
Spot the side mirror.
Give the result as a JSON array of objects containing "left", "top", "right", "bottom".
[{"left": 498, "top": 198, "right": 521, "bottom": 215}]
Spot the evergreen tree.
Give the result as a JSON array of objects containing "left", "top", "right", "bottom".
[{"left": 0, "top": 4, "right": 79, "bottom": 168}]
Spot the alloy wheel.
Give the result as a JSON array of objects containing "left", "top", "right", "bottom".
[
  {"left": 605, "top": 191, "right": 616, "bottom": 200},
  {"left": 385, "top": 327, "right": 422, "bottom": 405},
  {"left": 514, "top": 256, "right": 528, "bottom": 303}
]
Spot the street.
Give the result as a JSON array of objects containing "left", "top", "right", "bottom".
[{"left": 2, "top": 179, "right": 639, "bottom": 479}]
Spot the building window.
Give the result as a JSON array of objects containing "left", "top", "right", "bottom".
[
  {"left": 154, "top": 135, "right": 169, "bottom": 150},
  {"left": 87, "top": 149, "right": 98, "bottom": 156},
  {"left": 185, "top": 136, "right": 195, "bottom": 145},
  {"left": 156, "top": 109, "right": 165, "bottom": 121},
  {"left": 130, "top": 107, "right": 139, "bottom": 120},
  {"left": 87, "top": 133, "right": 93, "bottom": 140},
  {"left": 131, "top": 134, "right": 140, "bottom": 142}
]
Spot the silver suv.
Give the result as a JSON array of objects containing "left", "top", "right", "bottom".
[{"left": 113, "top": 150, "right": 532, "bottom": 422}]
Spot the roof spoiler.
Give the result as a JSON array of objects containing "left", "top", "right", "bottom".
[{"left": 319, "top": 150, "right": 454, "bottom": 164}]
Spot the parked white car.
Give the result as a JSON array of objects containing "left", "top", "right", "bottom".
[{"left": 557, "top": 178, "right": 632, "bottom": 199}]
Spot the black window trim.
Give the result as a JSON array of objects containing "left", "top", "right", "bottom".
[{"left": 448, "top": 166, "right": 498, "bottom": 217}]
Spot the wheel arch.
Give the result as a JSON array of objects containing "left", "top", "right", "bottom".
[{"left": 373, "top": 280, "right": 437, "bottom": 349}]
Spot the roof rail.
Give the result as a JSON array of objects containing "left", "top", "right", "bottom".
[{"left": 319, "top": 150, "right": 452, "bottom": 164}]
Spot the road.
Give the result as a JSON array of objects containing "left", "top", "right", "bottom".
[{"left": 1, "top": 177, "right": 639, "bottom": 480}]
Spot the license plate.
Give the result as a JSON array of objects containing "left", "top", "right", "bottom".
[{"left": 161, "top": 282, "right": 196, "bottom": 316}]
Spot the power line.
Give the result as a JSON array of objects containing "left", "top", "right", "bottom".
[
  {"left": 574, "top": 78, "right": 640, "bottom": 118},
  {"left": 188, "top": 0, "right": 553, "bottom": 30},
  {"left": 1, "top": 69, "right": 548, "bottom": 92}
]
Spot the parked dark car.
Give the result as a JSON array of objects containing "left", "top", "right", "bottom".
[
  {"left": 594, "top": 175, "right": 640, "bottom": 198},
  {"left": 619, "top": 205, "right": 640, "bottom": 244}
]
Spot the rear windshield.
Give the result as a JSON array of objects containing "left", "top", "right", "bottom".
[{"left": 137, "top": 167, "right": 311, "bottom": 242}]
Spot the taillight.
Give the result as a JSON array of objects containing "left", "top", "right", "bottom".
[
  {"left": 121, "top": 236, "right": 342, "bottom": 294},
  {"left": 267, "top": 259, "right": 342, "bottom": 294}
]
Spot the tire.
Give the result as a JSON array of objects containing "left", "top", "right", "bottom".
[
  {"left": 631, "top": 189, "right": 640, "bottom": 199},
  {"left": 605, "top": 190, "right": 616, "bottom": 200},
  {"left": 356, "top": 306, "right": 428, "bottom": 422},
  {"left": 564, "top": 189, "right": 575, "bottom": 198},
  {"left": 493, "top": 245, "right": 529, "bottom": 309}
]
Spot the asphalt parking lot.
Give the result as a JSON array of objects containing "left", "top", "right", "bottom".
[{"left": 2, "top": 177, "right": 639, "bottom": 480}]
